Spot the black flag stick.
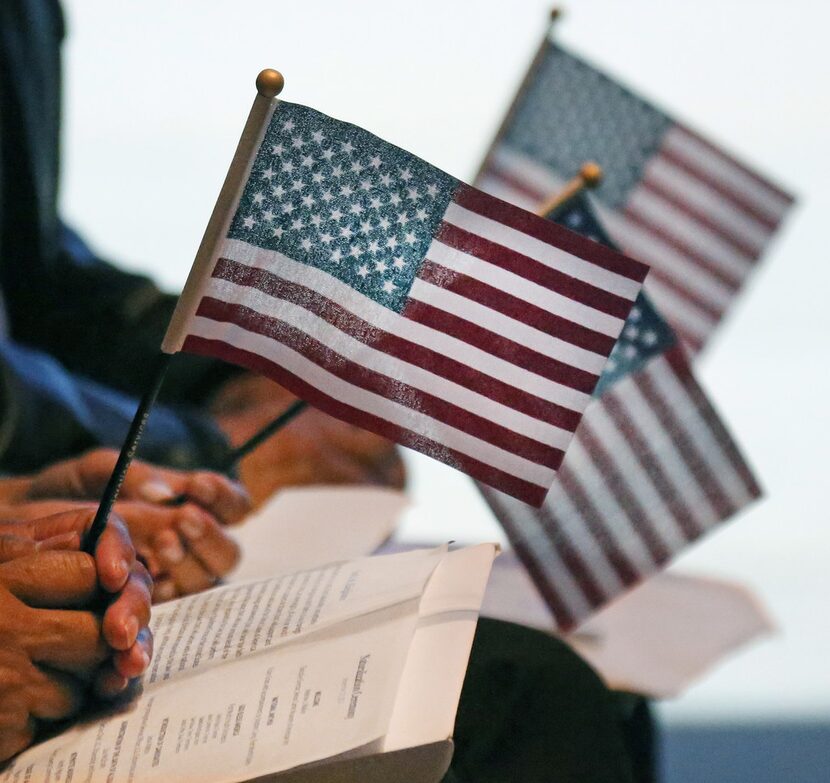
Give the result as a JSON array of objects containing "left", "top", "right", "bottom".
[
  {"left": 217, "top": 398, "right": 308, "bottom": 472},
  {"left": 84, "top": 352, "right": 173, "bottom": 551}
]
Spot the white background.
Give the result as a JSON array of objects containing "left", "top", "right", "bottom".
[{"left": 60, "top": 0, "right": 829, "bottom": 722}]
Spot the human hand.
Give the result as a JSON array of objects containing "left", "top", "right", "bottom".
[
  {"left": 212, "top": 375, "right": 406, "bottom": 507},
  {"left": 0, "top": 510, "right": 153, "bottom": 762}
]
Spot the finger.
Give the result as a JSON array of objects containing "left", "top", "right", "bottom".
[
  {"left": 27, "top": 668, "right": 85, "bottom": 721},
  {"left": 157, "top": 544, "right": 216, "bottom": 597},
  {"left": 136, "top": 544, "right": 162, "bottom": 579},
  {"left": 177, "top": 473, "right": 251, "bottom": 526},
  {"left": 94, "top": 513, "right": 136, "bottom": 594},
  {"left": 0, "top": 551, "right": 97, "bottom": 608},
  {"left": 176, "top": 509, "right": 240, "bottom": 578},
  {"left": 26, "top": 608, "right": 108, "bottom": 673},
  {"left": 0, "top": 535, "right": 40, "bottom": 563},
  {"left": 113, "top": 627, "right": 153, "bottom": 680},
  {"left": 0, "top": 718, "right": 35, "bottom": 763},
  {"left": 102, "top": 562, "right": 152, "bottom": 651},
  {"left": 92, "top": 665, "right": 129, "bottom": 700},
  {"left": 152, "top": 578, "right": 177, "bottom": 604}
]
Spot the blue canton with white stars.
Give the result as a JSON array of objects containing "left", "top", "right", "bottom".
[
  {"left": 550, "top": 192, "right": 676, "bottom": 397},
  {"left": 227, "top": 102, "right": 458, "bottom": 313}
]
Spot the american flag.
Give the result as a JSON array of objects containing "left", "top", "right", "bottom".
[
  {"left": 163, "top": 101, "right": 648, "bottom": 505},
  {"left": 479, "top": 193, "right": 761, "bottom": 630},
  {"left": 477, "top": 36, "right": 795, "bottom": 354}
]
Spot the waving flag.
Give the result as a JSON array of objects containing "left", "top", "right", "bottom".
[
  {"left": 163, "top": 101, "right": 648, "bottom": 505},
  {"left": 477, "top": 34, "right": 794, "bottom": 353},
  {"left": 479, "top": 193, "right": 761, "bottom": 629}
]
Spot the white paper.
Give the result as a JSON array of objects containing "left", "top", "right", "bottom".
[{"left": 228, "top": 486, "right": 409, "bottom": 583}]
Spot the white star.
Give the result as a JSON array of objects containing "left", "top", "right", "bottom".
[
  {"left": 331, "top": 248, "right": 343, "bottom": 263},
  {"left": 261, "top": 167, "right": 275, "bottom": 180},
  {"left": 406, "top": 187, "right": 419, "bottom": 200},
  {"left": 396, "top": 213, "right": 410, "bottom": 225},
  {"left": 393, "top": 257, "right": 406, "bottom": 270},
  {"left": 605, "top": 358, "right": 617, "bottom": 372},
  {"left": 624, "top": 325, "right": 639, "bottom": 340},
  {"left": 368, "top": 239, "right": 380, "bottom": 252},
  {"left": 369, "top": 155, "right": 382, "bottom": 169},
  {"left": 341, "top": 140, "right": 356, "bottom": 155},
  {"left": 350, "top": 160, "right": 364, "bottom": 174},
  {"left": 340, "top": 184, "right": 354, "bottom": 197},
  {"left": 357, "top": 264, "right": 370, "bottom": 278},
  {"left": 426, "top": 183, "right": 438, "bottom": 197},
  {"left": 281, "top": 160, "right": 294, "bottom": 173},
  {"left": 404, "top": 231, "right": 416, "bottom": 245},
  {"left": 311, "top": 130, "right": 325, "bottom": 144},
  {"left": 290, "top": 179, "right": 304, "bottom": 192},
  {"left": 349, "top": 246, "right": 361, "bottom": 258},
  {"left": 330, "top": 208, "right": 343, "bottom": 221},
  {"left": 321, "top": 148, "right": 335, "bottom": 161},
  {"left": 253, "top": 192, "right": 265, "bottom": 204},
  {"left": 302, "top": 194, "right": 314, "bottom": 207},
  {"left": 282, "top": 119, "right": 295, "bottom": 131},
  {"left": 350, "top": 203, "right": 364, "bottom": 215},
  {"left": 272, "top": 184, "right": 286, "bottom": 198},
  {"left": 382, "top": 280, "right": 397, "bottom": 293},
  {"left": 375, "top": 260, "right": 388, "bottom": 273},
  {"left": 291, "top": 217, "right": 304, "bottom": 231},
  {"left": 312, "top": 171, "right": 324, "bottom": 184},
  {"left": 389, "top": 193, "right": 401, "bottom": 206},
  {"left": 386, "top": 236, "right": 399, "bottom": 249},
  {"left": 378, "top": 217, "right": 391, "bottom": 230},
  {"left": 321, "top": 190, "right": 334, "bottom": 203},
  {"left": 400, "top": 168, "right": 413, "bottom": 182},
  {"left": 567, "top": 213, "right": 583, "bottom": 227},
  {"left": 642, "top": 330, "right": 659, "bottom": 346},
  {"left": 243, "top": 216, "right": 255, "bottom": 229},
  {"left": 359, "top": 179, "right": 372, "bottom": 192},
  {"left": 272, "top": 226, "right": 284, "bottom": 239},
  {"left": 301, "top": 238, "right": 312, "bottom": 250},
  {"left": 262, "top": 209, "right": 275, "bottom": 222},
  {"left": 629, "top": 307, "right": 641, "bottom": 321},
  {"left": 320, "top": 232, "right": 333, "bottom": 244},
  {"left": 310, "top": 213, "right": 323, "bottom": 227},
  {"left": 291, "top": 135, "right": 304, "bottom": 149},
  {"left": 281, "top": 202, "right": 295, "bottom": 215},
  {"left": 369, "top": 196, "right": 382, "bottom": 209},
  {"left": 359, "top": 220, "right": 372, "bottom": 234},
  {"left": 340, "top": 225, "right": 354, "bottom": 239},
  {"left": 415, "top": 208, "right": 428, "bottom": 221},
  {"left": 301, "top": 154, "right": 314, "bottom": 167},
  {"left": 380, "top": 173, "right": 392, "bottom": 187},
  {"left": 623, "top": 344, "right": 638, "bottom": 359},
  {"left": 331, "top": 165, "right": 344, "bottom": 178},
  {"left": 271, "top": 143, "right": 285, "bottom": 155}
]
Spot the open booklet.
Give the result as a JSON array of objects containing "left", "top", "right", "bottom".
[{"left": 4, "top": 544, "right": 496, "bottom": 783}]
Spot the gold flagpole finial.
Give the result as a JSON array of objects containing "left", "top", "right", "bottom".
[
  {"left": 550, "top": 6, "right": 564, "bottom": 23},
  {"left": 535, "top": 161, "right": 604, "bottom": 218},
  {"left": 256, "top": 69, "right": 285, "bottom": 98}
]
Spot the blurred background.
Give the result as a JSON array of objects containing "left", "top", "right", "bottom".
[{"left": 59, "top": 1, "right": 829, "bottom": 778}]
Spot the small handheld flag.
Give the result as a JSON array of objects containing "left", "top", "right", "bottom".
[
  {"left": 477, "top": 18, "right": 795, "bottom": 353},
  {"left": 161, "top": 70, "right": 650, "bottom": 507}
]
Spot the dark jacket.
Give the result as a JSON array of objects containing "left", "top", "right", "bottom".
[{"left": 0, "top": 0, "right": 234, "bottom": 471}]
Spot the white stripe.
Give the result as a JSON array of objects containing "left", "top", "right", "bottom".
[
  {"left": 427, "top": 239, "right": 625, "bottom": 338},
  {"left": 205, "top": 276, "right": 575, "bottom": 450},
  {"left": 644, "top": 277, "right": 715, "bottom": 343},
  {"left": 614, "top": 370, "right": 720, "bottom": 531},
  {"left": 475, "top": 174, "right": 540, "bottom": 211},
  {"left": 188, "top": 317, "right": 555, "bottom": 489},
  {"left": 444, "top": 202, "right": 642, "bottom": 300},
  {"left": 409, "top": 278, "right": 608, "bottom": 375},
  {"left": 559, "top": 432, "right": 658, "bottom": 576},
  {"left": 626, "top": 186, "right": 755, "bottom": 277},
  {"left": 220, "top": 239, "right": 592, "bottom": 412},
  {"left": 486, "top": 491, "right": 593, "bottom": 624},
  {"left": 647, "top": 359, "right": 755, "bottom": 511},
  {"left": 599, "top": 207, "right": 734, "bottom": 311},
  {"left": 584, "top": 400, "right": 689, "bottom": 552},
  {"left": 662, "top": 126, "right": 791, "bottom": 220},
  {"left": 487, "top": 145, "right": 565, "bottom": 199},
  {"left": 645, "top": 155, "right": 771, "bottom": 251},
  {"left": 541, "top": 479, "right": 625, "bottom": 598}
]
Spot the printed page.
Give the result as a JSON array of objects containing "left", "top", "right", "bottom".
[
  {"left": 228, "top": 486, "right": 409, "bottom": 583},
  {"left": 3, "top": 548, "right": 445, "bottom": 783}
]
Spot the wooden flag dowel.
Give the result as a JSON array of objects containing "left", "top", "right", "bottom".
[
  {"left": 84, "top": 353, "right": 174, "bottom": 551},
  {"left": 535, "top": 161, "right": 603, "bottom": 218},
  {"left": 219, "top": 399, "right": 309, "bottom": 472}
]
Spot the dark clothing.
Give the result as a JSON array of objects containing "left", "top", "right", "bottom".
[{"left": 0, "top": 0, "right": 234, "bottom": 471}]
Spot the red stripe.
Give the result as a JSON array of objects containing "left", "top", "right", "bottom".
[
  {"left": 455, "top": 184, "right": 650, "bottom": 283},
  {"left": 655, "top": 146, "right": 782, "bottom": 234},
  {"left": 554, "top": 464, "right": 641, "bottom": 587},
  {"left": 214, "top": 259, "right": 584, "bottom": 431},
  {"left": 680, "top": 332, "right": 704, "bottom": 355},
  {"left": 418, "top": 260, "right": 617, "bottom": 357},
  {"left": 673, "top": 124, "right": 794, "bottom": 207},
  {"left": 640, "top": 175, "right": 765, "bottom": 259},
  {"left": 182, "top": 335, "right": 549, "bottom": 506},
  {"left": 436, "top": 221, "right": 636, "bottom": 320},
  {"left": 575, "top": 419, "right": 672, "bottom": 566},
  {"left": 196, "top": 297, "right": 566, "bottom": 471},
  {"left": 663, "top": 346, "right": 762, "bottom": 500},
  {"left": 634, "top": 354, "right": 735, "bottom": 521},
  {"left": 602, "top": 387, "right": 703, "bottom": 541},
  {"left": 619, "top": 202, "right": 745, "bottom": 290},
  {"left": 403, "top": 299, "right": 599, "bottom": 393},
  {"left": 479, "top": 161, "right": 549, "bottom": 204},
  {"left": 647, "top": 266, "right": 724, "bottom": 322}
]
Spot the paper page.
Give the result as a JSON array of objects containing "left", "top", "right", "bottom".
[
  {"left": 228, "top": 487, "right": 409, "bottom": 583},
  {"left": 4, "top": 548, "right": 445, "bottom": 783}
]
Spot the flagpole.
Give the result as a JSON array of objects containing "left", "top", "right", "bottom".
[
  {"left": 536, "top": 161, "right": 603, "bottom": 218},
  {"left": 84, "top": 69, "right": 286, "bottom": 552}
]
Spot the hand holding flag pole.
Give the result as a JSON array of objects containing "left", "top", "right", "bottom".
[{"left": 83, "top": 69, "right": 287, "bottom": 552}]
